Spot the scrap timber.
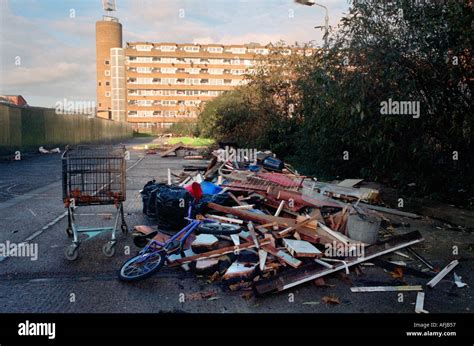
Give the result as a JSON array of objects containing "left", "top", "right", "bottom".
[{"left": 137, "top": 148, "right": 447, "bottom": 302}]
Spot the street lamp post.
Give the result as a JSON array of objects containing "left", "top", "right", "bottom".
[{"left": 295, "top": 0, "right": 330, "bottom": 48}]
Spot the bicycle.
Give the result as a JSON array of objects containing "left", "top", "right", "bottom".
[{"left": 118, "top": 205, "right": 242, "bottom": 281}]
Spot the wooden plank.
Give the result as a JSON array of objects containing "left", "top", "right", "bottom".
[
  {"left": 254, "top": 231, "right": 424, "bottom": 295},
  {"left": 232, "top": 204, "right": 255, "bottom": 210},
  {"left": 317, "top": 221, "right": 355, "bottom": 245},
  {"left": 427, "top": 260, "right": 459, "bottom": 288},
  {"left": 168, "top": 239, "right": 270, "bottom": 266},
  {"left": 274, "top": 200, "right": 285, "bottom": 217},
  {"left": 361, "top": 203, "right": 421, "bottom": 219},
  {"left": 337, "top": 179, "right": 364, "bottom": 188},
  {"left": 261, "top": 245, "right": 302, "bottom": 268},
  {"left": 350, "top": 285, "right": 423, "bottom": 292},
  {"left": 205, "top": 214, "right": 244, "bottom": 224},
  {"left": 247, "top": 222, "right": 260, "bottom": 249},
  {"left": 415, "top": 292, "right": 429, "bottom": 313},
  {"left": 207, "top": 202, "right": 296, "bottom": 227},
  {"left": 276, "top": 216, "right": 319, "bottom": 238},
  {"left": 283, "top": 239, "right": 322, "bottom": 258},
  {"left": 258, "top": 250, "right": 268, "bottom": 271},
  {"left": 160, "top": 142, "right": 185, "bottom": 157}
]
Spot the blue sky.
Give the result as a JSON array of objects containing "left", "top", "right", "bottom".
[{"left": 0, "top": 0, "right": 350, "bottom": 107}]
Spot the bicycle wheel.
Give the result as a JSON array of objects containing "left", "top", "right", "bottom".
[
  {"left": 118, "top": 251, "right": 165, "bottom": 282},
  {"left": 197, "top": 222, "right": 242, "bottom": 235}
]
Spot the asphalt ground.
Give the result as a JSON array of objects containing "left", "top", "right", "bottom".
[{"left": 0, "top": 137, "right": 473, "bottom": 313}]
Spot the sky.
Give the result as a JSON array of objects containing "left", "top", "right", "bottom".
[{"left": 0, "top": 0, "right": 350, "bottom": 107}]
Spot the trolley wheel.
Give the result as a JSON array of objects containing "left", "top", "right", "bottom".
[
  {"left": 102, "top": 241, "right": 116, "bottom": 257},
  {"left": 65, "top": 227, "right": 73, "bottom": 238},
  {"left": 65, "top": 245, "right": 79, "bottom": 261}
]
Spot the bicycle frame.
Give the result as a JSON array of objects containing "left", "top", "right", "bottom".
[{"left": 136, "top": 205, "right": 215, "bottom": 262}]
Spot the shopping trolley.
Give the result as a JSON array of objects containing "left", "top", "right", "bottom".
[{"left": 62, "top": 145, "right": 128, "bottom": 261}]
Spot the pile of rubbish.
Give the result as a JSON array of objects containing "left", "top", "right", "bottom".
[{"left": 134, "top": 147, "right": 461, "bottom": 307}]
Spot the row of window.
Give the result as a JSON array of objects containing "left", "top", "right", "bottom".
[
  {"left": 128, "top": 56, "right": 254, "bottom": 66},
  {"left": 128, "top": 67, "right": 248, "bottom": 75},
  {"left": 128, "top": 100, "right": 201, "bottom": 106},
  {"left": 128, "top": 110, "right": 197, "bottom": 117},
  {"left": 128, "top": 77, "right": 244, "bottom": 86},
  {"left": 131, "top": 44, "right": 269, "bottom": 55},
  {"left": 128, "top": 89, "right": 224, "bottom": 97}
]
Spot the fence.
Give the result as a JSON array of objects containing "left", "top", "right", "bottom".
[{"left": 0, "top": 103, "right": 133, "bottom": 155}]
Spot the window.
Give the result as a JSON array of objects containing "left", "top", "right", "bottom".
[
  {"left": 136, "top": 100, "right": 153, "bottom": 106},
  {"left": 186, "top": 78, "right": 200, "bottom": 85},
  {"left": 161, "top": 78, "right": 176, "bottom": 84},
  {"left": 230, "top": 47, "right": 246, "bottom": 54},
  {"left": 160, "top": 45, "right": 176, "bottom": 52},
  {"left": 184, "top": 46, "right": 200, "bottom": 52},
  {"left": 161, "top": 57, "right": 177, "bottom": 63},
  {"left": 255, "top": 48, "right": 269, "bottom": 55},
  {"left": 207, "top": 47, "right": 223, "bottom": 53},
  {"left": 161, "top": 68, "right": 176, "bottom": 74},
  {"left": 136, "top": 57, "right": 153, "bottom": 63},
  {"left": 209, "top": 68, "right": 223, "bottom": 75},
  {"left": 136, "top": 45, "right": 152, "bottom": 51},
  {"left": 105, "top": 91, "right": 111, "bottom": 97},
  {"left": 106, "top": 82, "right": 110, "bottom": 86},
  {"left": 137, "top": 67, "right": 151, "bottom": 73},
  {"left": 104, "top": 70, "right": 110, "bottom": 76},
  {"left": 137, "top": 111, "right": 154, "bottom": 117},
  {"left": 136, "top": 78, "right": 153, "bottom": 84},
  {"left": 105, "top": 60, "right": 110, "bottom": 65},
  {"left": 98, "top": 81, "right": 102, "bottom": 86},
  {"left": 186, "top": 68, "right": 200, "bottom": 74},
  {"left": 210, "top": 79, "right": 223, "bottom": 85}
]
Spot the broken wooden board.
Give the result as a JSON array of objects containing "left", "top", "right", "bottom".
[
  {"left": 207, "top": 202, "right": 296, "bottom": 227},
  {"left": 427, "top": 260, "right": 459, "bottom": 288},
  {"left": 168, "top": 239, "right": 271, "bottom": 266},
  {"left": 311, "top": 181, "right": 380, "bottom": 203},
  {"left": 337, "top": 179, "right": 364, "bottom": 188},
  {"left": 195, "top": 258, "right": 220, "bottom": 274},
  {"left": 254, "top": 231, "right": 424, "bottom": 295},
  {"left": 350, "top": 285, "right": 423, "bottom": 292},
  {"left": 415, "top": 292, "right": 429, "bottom": 313},
  {"left": 160, "top": 142, "right": 185, "bottom": 157},
  {"left": 317, "top": 221, "right": 357, "bottom": 245},
  {"left": 283, "top": 239, "right": 322, "bottom": 258},
  {"left": 191, "top": 234, "right": 219, "bottom": 253},
  {"left": 223, "top": 262, "right": 257, "bottom": 280},
  {"left": 361, "top": 203, "right": 421, "bottom": 219},
  {"left": 261, "top": 245, "right": 302, "bottom": 268},
  {"left": 277, "top": 216, "right": 320, "bottom": 238},
  {"left": 205, "top": 214, "right": 244, "bottom": 224}
]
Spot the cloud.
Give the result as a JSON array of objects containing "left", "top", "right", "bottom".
[{"left": 0, "top": 0, "right": 350, "bottom": 107}]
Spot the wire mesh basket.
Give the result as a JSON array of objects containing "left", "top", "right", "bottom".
[{"left": 62, "top": 145, "right": 126, "bottom": 206}]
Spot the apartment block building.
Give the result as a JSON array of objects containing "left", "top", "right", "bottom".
[
  {"left": 96, "top": 17, "right": 301, "bottom": 132},
  {"left": 124, "top": 42, "right": 277, "bottom": 132}
]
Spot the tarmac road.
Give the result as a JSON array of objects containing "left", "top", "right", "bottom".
[{"left": 0, "top": 138, "right": 473, "bottom": 313}]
